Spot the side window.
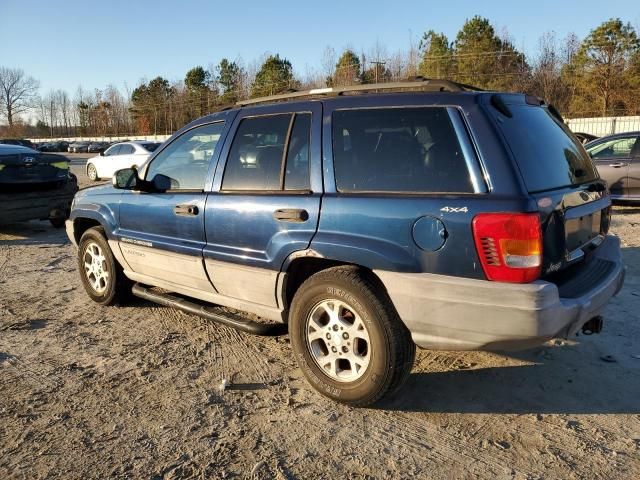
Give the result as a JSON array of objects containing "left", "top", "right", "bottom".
[
  {"left": 284, "top": 114, "right": 311, "bottom": 190},
  {"left": 146, "top": 122, "right": 225, "bottom": 190},
  {"left": 588, "top": 137, "right": 637, "bottom": 159},
  {"left": 222, "top": 113, "right": 313, "bottom": 192},
  {"left": 332, "top": 108, "right": 474, "bottom": 193},
  {"left": 120, "top": 145, "right": 135, "bottom": 155},
  {"left": 105, "top": 145, "right": 121, "bottom": 156},
  {"left": 222, "top": 114, "right": 288, "bottom": 191}
]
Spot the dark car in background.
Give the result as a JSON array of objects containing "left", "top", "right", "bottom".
[
  {"left": 39, "top": 141, "right": 70, "bottom": 152},
  {"left": 0, "top": 138, "right": 37, "bottom": 149},
  {"left": 0, "top": 145, "right": 78, "bottom": 227},
  {"left": 574, "top": 132, "right": 598, "bottom": 144},
  {"left": 87, "top": 141, "right": 109, "bottom": 153},
  {"left": 71, "top": 141, "right": 90, "bottom": 153},
  {"left": 585, "top": 131, "right": 640, "bottom": 204}
]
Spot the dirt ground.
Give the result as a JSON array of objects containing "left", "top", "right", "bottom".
[{"left": 1, "top": 157, "right": 639, "bottom": 479}]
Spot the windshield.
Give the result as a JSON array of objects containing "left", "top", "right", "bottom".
[{"left": 495, "top": 105, "right": 599, "bottom": 192}]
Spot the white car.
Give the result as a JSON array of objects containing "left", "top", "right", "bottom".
[{"left": 85, "top": 141, "right": 160, "bottom": 181}]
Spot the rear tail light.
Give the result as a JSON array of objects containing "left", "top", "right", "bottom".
[{"left": 472, "top": 213, "right": 542, "bottom": 283}]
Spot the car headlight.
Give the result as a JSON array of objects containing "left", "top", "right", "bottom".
[
  {"left": 0, "top": 164, "right": 4, "bottom": 171},
  {"left": 51, "top": 161, "right": 69, "bottom": 169}
]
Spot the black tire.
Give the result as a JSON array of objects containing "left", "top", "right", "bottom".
[
  {"left": 289, "top": 266, "right": 416, "bottom": 406},
  {"left": 77, "top": 226, "right": 131, "bottom": 305}
]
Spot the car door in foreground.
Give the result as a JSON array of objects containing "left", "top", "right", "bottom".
[
  {"left": 204, "top": 103, "right": 321, "bottom": 309},
  {"left": 117, "top": 122, "right": 226, "bottom": 291}
]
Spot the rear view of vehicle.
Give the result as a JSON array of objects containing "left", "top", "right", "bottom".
[
  {"left": 466, "top": 94, "right": 624, "bottom": 343},
  {"left": 0, "top": 145, "right": 78, "bottom": 227}
]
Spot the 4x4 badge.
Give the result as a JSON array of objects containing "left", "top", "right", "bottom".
[{"left": 440, "top": 206, "right": 468, "bottom": 213}]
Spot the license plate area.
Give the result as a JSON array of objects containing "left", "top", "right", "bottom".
[{"left": 565, "top": 209, "right": 602, "bottom": 253}]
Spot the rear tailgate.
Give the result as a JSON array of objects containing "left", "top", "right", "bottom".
[{"left": 489, "top": 95, "right": 610, "bottom": 277}]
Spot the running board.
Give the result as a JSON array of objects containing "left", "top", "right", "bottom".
[{"left": 131, "top": 284, "right": 287, "bottom": 336}]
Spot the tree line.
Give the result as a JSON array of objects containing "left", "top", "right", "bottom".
[{"left": 1, "top": 16, "right": 638, "bottom": 139}]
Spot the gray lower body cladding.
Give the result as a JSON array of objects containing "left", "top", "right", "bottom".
[
  {"left": 375, "top": 235, "right": 625, "bottom": 351},
  {"left": 0, "top": 179, "right": 78, "bottom": 224}
]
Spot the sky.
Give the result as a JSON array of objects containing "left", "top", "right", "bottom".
[{"left": 1, "top": 0, "right": 639, "bottom": 95}]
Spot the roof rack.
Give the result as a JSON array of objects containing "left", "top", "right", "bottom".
[{"left": 236, "top": 78, "right": 483, "bottom": 107}]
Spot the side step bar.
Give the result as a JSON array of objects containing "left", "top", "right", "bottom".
[{"left": 132, "top": 284, "right": 287, "bottom": 336}]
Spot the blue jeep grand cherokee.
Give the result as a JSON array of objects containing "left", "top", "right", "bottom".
[{"left": 66, "top": 80, "right": 625, "bottom": 406}]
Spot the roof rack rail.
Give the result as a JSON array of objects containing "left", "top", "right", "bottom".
[{"left": 235, "top": 78, "right": 483, "bottom": 107}]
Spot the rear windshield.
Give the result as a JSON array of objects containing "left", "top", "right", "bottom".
[
  {"left": 332, "top": 107, "right": 474, "bottom": 193},
  {"left": 495, "top": 105, "right": 599, "bottom": 192},
  {"left": 141, "top": 142, "right": 160, "bottom": 152}
]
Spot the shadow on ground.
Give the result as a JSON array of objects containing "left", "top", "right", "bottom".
[
  {"left": 0, "top": 221, "right": 69, "bottom": 246},
  {"left": 379, "top": 340, "right": 639, "bottom": 415}
]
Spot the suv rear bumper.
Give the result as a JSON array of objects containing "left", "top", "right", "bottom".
[
  {"left": 0, "top": 177, "right": 78, "bottom": 225},
  {"left": 375, "top": 235, "right": 625, "bottom": 351}
]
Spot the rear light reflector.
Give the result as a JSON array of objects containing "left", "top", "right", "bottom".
[{"left": 472, "top": 213, "right": 542, "bottom": 283}]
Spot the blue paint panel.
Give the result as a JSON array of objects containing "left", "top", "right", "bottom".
[
  {"left": 203, "top": 194, "right": 321, "bottom": 268},
  {"left": 204, "top": 102, "right": 323, "bottom": 274},
  {"left": 118, "top": 192, "right": 208, "bottom": 257}
]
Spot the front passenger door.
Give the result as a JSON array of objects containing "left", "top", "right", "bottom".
[
  {"left": 587, "top": 136, "right": 637, "bottom": 199},
  {"left": 117, "top": 121, "right": 228, "bottom": 292},
  {"left": 627, "top": 137, "right": 640, "bottom": 199}
]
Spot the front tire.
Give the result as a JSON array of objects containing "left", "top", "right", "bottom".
[
  {"left": 289, "top": 266, "right": 415, "bottom": 406},
  {"left": 77, "top": 227, "right": 131, "bottom": 305},
  {"left": 87, "top": 163, "right": 99, "bottom": 181}
]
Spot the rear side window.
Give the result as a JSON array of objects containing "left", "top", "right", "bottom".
[
  {"left": 222, "top": 113, "right": 312, "bottom": 191},
  {"left": 142, "top": 142, "right": 160, "bottom": 152},
  {"left": 119, "top": 145, "right": 135, "bottom": 155},
  {"left": 587, "top": 137, "right": 638, "bottom": 159},
  {"left": 495, "top": 105, "right": 599, "bottom": 192},
  {"left": 332, "top": 108, "right": 474, "bottom": 193}
]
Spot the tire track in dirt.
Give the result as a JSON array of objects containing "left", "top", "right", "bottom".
[{"left": 149, "top": 305, "right": 275, "bottom": 385}]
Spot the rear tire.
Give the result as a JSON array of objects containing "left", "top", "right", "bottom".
[
  {"left": 289, "top": 266, "right": 415, "bottom": 406},
  {"left": 87, "top": 163, "right": 99, "bottom": 181},
  {"left": 77, "top": 227, "right": 131, "bottom": 305}
]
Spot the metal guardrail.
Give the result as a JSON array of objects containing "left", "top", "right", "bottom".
[{"left": 566, "top": 116, "right": 640, "bottom": 136}]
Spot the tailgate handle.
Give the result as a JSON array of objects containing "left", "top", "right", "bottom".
[
  {"left": 273, "top": 208, "right": 309, "bottom": 222},
  {"left": 174, "top": 204, "right": 199, "bottom": 216},
  {"left": 609, "top": 162, "right": 627, "bottom": 168}
]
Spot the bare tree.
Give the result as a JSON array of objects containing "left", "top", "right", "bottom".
[{"left": 0, "top": 67, "right": 40, "bottom": 128}]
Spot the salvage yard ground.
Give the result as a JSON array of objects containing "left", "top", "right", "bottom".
[{"left": 1, "top": 155, "right": 639, "bottom": 479}]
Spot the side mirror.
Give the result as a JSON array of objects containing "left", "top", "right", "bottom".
[
  {"left": 151, "top": 174, "right": 172, "bottom": 192},
  {"left": 112, "top": 167, "right": 138, "bottom": 190},
  {"left": 99, "top": 151, "right": 105, "bottom": 156}
]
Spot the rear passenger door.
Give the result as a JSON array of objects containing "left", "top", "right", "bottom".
[{"left": 203, "top": 102, "right": 322, "bottom": 308}]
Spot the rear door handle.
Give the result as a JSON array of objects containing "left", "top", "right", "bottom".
[
  {"left": 273, "top": 208, "right": 309, "bottom": 222},
  {"left": 609, "top": 162, "right": 627, "bottom": 168},
  {"left": 174, "top": 204, "right": 199, "bottom": 216}
]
